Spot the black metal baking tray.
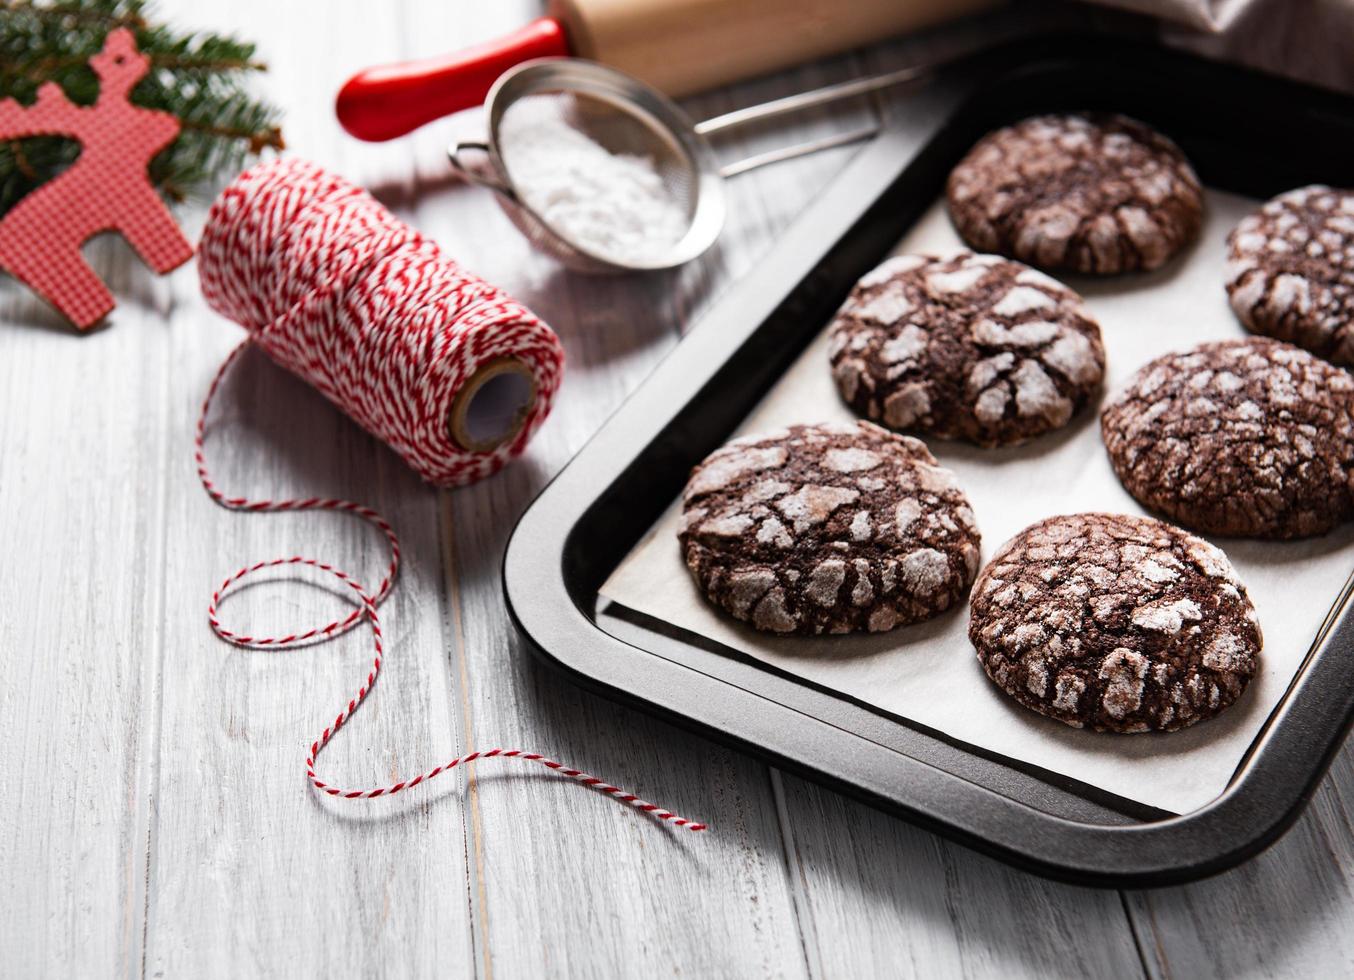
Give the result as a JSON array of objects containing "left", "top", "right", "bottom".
[{"left": 503, "top": 35, "right": 1354, "bottom": 888}]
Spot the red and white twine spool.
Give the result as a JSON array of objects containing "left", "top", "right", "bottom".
[
  {"left": 199, "top": 156, "right": 565, "bottom": 487},
  {"left": 194, "top": 158, "right": 705, "bottom": 831}
]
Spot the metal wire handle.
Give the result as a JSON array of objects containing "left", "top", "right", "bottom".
[
  {"left": 698, "top": 64, "right": 929, "bottom": 177},
  {"left": 695, "top": 65, "right": 928, "bottom": 136},
  {"left": 447, "top": 141, "right": 515, "bottom": 196}
]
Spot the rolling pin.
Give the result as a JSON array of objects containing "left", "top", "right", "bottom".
[{"left": 337, "top": 0, "right": 999, "bottom": 141}]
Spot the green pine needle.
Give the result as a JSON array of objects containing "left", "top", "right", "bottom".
[{"left": 0, "top": 0, "right": 284, "bottom": 214}]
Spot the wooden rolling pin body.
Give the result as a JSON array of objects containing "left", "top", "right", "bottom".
[{"left": 555, "top": 0, "right": 996, "bottom": 96}]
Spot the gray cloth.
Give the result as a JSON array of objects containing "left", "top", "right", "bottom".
[{"left": 1086, "top": 0, "right": 1354, "bottom": 92}]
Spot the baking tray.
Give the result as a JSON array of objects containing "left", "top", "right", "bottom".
[{"left": 503, "top": 35, "right": 1354, "bottom": 887}]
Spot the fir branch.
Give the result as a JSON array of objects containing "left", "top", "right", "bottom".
[
  {"left": 6, "top": 0, "right": 145, "bottom": 31},
  {"left": 0, "top": 0, "right": 283, "bottom": 215},
  {"left": 149, "top": 53, "right": 267, "bottom": 72},
  {"left": 178, "top": 116, "right": 283, "bottom": 153}
]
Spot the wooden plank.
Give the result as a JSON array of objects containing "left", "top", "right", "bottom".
[
  {"left": 0, "top": 236, "right": 170, "bottom": 978},
  {"left": 412, "top": 6, "right": 872, "bottom": 977},
  {"left": 776, "top": 772, "right": 1149, "bottom": 980},
  {"left": 1125, "top": 741, "right": 1354, "bottom": 979},
  {"left": 140, "top": 2, "right": 475, "bottom": 976},
  {"left": 431, "top": 336, "right": 815, "bottom": 977}
]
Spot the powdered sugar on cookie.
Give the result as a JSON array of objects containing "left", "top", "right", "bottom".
[
  {"left": 829, "top": 252, "right": 1105, "bottom": 447},
  {"left": 680, "top": 421, "right": 981, "bottom": 635},
  {"left": 969, "top": 513, "right": 1260, "bottom": 732},
  {"left": 1101, "top": 338, "right": 1354, "bottom": 539},
  {"left": 947, "top": 113, "right": 1202, "bottom": 275},
  {"left": 1226, "top": 185, "right": 1354, "bottom": 365}
]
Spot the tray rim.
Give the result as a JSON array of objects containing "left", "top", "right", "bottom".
[{"left": 503, "top": 34, "right": 1354, "bottom": 888}]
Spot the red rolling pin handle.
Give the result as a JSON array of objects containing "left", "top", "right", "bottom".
[{"left": 335, "top": 17, "right": 571, "bottom": 142}]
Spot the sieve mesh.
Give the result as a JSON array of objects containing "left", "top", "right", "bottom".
[
  {"left": 493, "top": 90, "right": 698, "bottom": 270},
  {"left": 456, "top": 59, "right": 726, "bottom": 273}
]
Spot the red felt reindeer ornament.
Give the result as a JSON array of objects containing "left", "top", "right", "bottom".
[{"left": 0, "top": 27, "right": 193, "bottom": 328}]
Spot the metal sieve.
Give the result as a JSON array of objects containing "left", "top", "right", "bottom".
[{"left": 448, "top": 58, "right": 926, "bottom": 273}]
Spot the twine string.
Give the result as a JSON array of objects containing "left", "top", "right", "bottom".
[{"left": 196, "top": 341, "right": 707, "bottom": 830}]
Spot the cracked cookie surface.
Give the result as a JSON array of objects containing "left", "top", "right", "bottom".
[
  {"left": 828, "top": 252, "right": 1105, "bottom": 446},
  {"left": 1101, "top": 338, "right": 1354, "bottom": 539},
  {"left": 969, "top": 513, "right": 1261, "bottom": 733},
  {"left": 1227, "top": 185, "right": 1354, "bottom": 366},
  {"left": 947, "top": 113, "right": 1202, "bottom": 275},
  {"left": 679, "top": 421, "right": 980, "bottom": 635}
]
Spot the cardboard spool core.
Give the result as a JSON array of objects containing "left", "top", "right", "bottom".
[{"left": 447, "top": 356, "right": 538, "bottom": 454}]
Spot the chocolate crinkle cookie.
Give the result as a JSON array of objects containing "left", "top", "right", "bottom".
[
  {"left": 679, "top": 421, "right": 981, "bottom": 635},
  {"left": 946, "top": 113, "right": 1203, "bottom": 275},
  {"left": 1226, "top": 185, "right": 1354, "bottom": 366},
  {"left": 828, "top": 252, "right": 1105, "bottom": 446},
  {"left": 969, "top": 513, "right": 1261, "bottom": 733},
  {"left": 1101, "top": 338, "right": 1354, "bottom": 539}
]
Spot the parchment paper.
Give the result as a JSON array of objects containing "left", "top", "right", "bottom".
[{"left": 599, "top": 190, "right": 1354, "bottom": 815}]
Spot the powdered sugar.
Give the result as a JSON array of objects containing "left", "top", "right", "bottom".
[{"left": 499, "top": 96, "right": 690, "bottom": 263}]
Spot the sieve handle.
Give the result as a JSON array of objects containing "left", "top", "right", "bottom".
[
  {"left": 719, "top": 125, "right": 880, "bottom": 178},
  {"left": 447, "top": 142, "right": 517, "bottom": 200},
  {"left": 694, "top": 65, "right": 928, "bottom": 137}
]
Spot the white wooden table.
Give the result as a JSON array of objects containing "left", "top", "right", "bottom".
[{"left": 5, "top": 2, "right": 1354, "bottom": 977}]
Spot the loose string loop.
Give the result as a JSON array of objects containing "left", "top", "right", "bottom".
[{"left": 196, "top": 341, "right": 706, "bottom": 830}]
